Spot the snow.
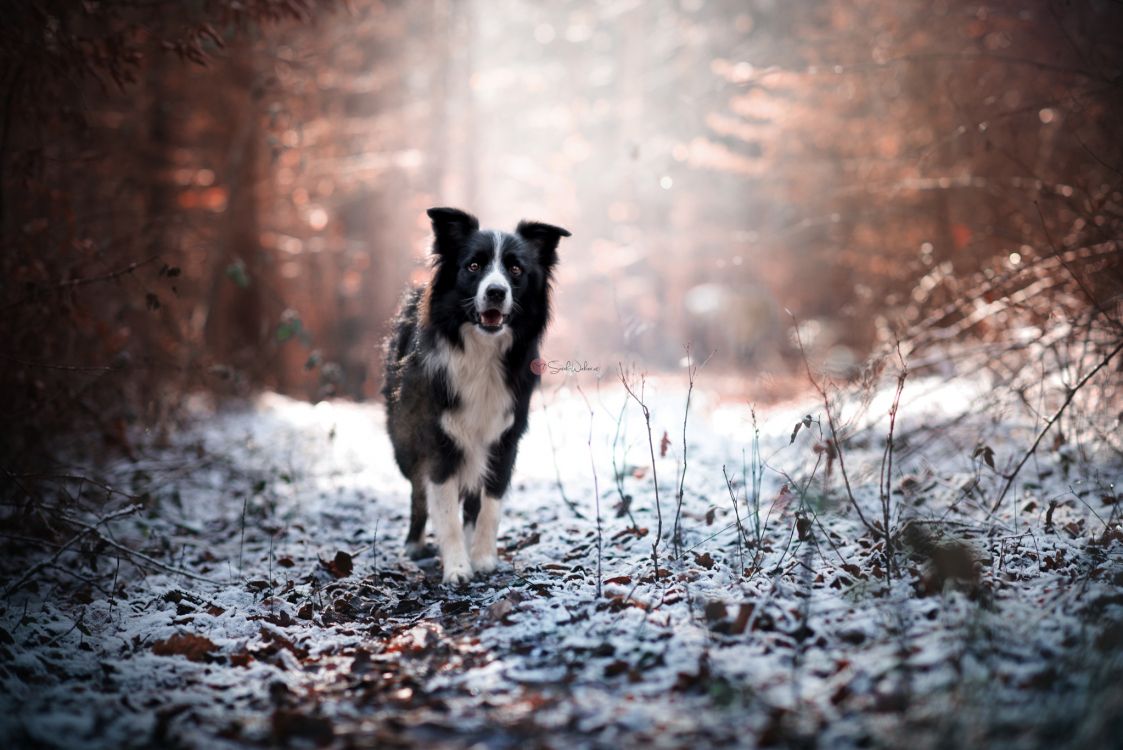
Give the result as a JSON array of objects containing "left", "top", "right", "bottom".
[{"left": 2, "top": 370, "right": 1122, "bottom": 748}]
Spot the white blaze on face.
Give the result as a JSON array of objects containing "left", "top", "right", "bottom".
[{"left": 476, "top": 230, "right": 512, "bottom": 316}]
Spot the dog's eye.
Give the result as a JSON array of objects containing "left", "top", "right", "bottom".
[
  {"left": 508, "top": 264, "right": 522, "bottom": 277},
  {"left": 468, "top": 262, "right": 480, "bottom": 272}
]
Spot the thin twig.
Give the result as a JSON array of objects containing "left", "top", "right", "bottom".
[
  {"left": 56, "top": 512, "right": 221, "bottom": 584},
  {"left": 673, "top": 347, "right": 714, "bottom": 556},
  {"left": 1032, "top": 200, "right": 1121, "bottom": 331},
  {"left": 610, "top": 397, "right": 639, "bottom": 530},
  {"left": 748, "top": 408, "right": 765, "bottom": 546},
  {"left": 878, "top": 345, "right": 909, "bottom": 581},
  {"left": 4, "top": 504, "right": 141, "bottom": 597},
  {"left": 791, "top": 314, "right": 877, "bottom": 534},
  {"left": 619, "top": 364, "right": 663, "bottom": 581},
  {"left": 43, "top": 611, "right": 86, "bottom": 648},
  {"left": 1, "top": 255, "right": 161, "bottom": 312},
  {"left": 0, "top": 353, "right": 119, "bottom": 373},
  {"left": 722, "top": 465, "right": 747, "bottom": 575},
  {"left": 577, "top": 384, "right": 603, "bottom": 599},
  {"left": 672, "top": 346, "right": 695, "bottom": 554}
]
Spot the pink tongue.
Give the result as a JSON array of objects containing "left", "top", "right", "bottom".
[{"left": 481, "top": 310, "right": 502, "bottom": 326}]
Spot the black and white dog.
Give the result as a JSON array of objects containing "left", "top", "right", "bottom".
[{"left": 382, "top": 207, "right": 570, "bottom": 584}]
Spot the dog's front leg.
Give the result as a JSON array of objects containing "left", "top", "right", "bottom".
[
  {"left": 426, "top": 479, "right": 471, "bottom": 584},
  {"left": 469, "top": 494, "right": 502, "bottom": 574}
]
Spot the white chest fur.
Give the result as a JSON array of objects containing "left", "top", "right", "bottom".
[{"left": 427, "top": 324, "right": 515, "bottom": 488}]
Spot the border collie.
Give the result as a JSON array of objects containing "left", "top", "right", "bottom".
[{"left": 382, "top": 207, "right": 570, "bottom": 584}]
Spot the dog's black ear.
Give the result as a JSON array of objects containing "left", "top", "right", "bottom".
[
  {"left": 516, "top": 220, "right": 570, "bottom": 272},
  {"left": 427, "top": 207, "right": 479, "bottom": 257}
]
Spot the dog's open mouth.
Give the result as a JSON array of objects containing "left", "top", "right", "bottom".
[{"left": 476, "top": 308, "right": 507, "bottom": 332}]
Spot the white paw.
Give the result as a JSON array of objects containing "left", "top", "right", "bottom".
[
  {"left": 471, "top": 554, "right": 500, "bottom": 575},
  {"left": 441, "top": 559, "right": 473, "bottom": 585}
]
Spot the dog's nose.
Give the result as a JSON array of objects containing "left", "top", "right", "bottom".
[{"left": 485, "top": 285, "right": 507, "bottom": 303}]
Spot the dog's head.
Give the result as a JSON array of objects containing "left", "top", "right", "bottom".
[{"left": 425, "top": 207, "right": 570, "bottom": 339}]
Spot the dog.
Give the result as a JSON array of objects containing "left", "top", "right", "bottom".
[{"left": 382, "top": 207, "right": 570, "bottom": 583}]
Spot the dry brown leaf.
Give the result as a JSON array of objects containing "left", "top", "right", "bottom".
[
  {"left": 693, "top": 551, "right": 716, "bottom": 569},
  {"left": 319, "top": 550, "right": 353, "bottom": 578},
  {"left": 152, "top": 633, "right": 219, "bottom": 663}
]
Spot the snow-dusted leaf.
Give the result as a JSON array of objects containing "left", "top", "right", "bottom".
[{"left": 693, "top": 551, "right": 716, "bottom": 569}]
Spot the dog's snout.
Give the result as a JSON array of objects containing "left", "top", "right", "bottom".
[{"left": 485, "top": 285, "right": 507, "bottom": 303}]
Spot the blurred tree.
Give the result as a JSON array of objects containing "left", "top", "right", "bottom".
[
  {"left": 0, "top": 0, "right": 334, "bottom": 462},
  {"left": 1, "top": 0, "right": 1119, "bottom": 469}
]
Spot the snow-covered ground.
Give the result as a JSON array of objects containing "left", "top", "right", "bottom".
[{"left": 2, "top": 371, "right": 1121, "bottom": 748}]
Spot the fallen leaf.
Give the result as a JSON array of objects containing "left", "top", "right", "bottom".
[
  {"left": 1093, "top": 524, "right": 1123, "bottom": 547},
  {"left": 152, "top": 633, "right": 219, "bottom": 663},
  {"left": 640, "top": 567, "right": 671, "bottom": 583},
  {"left": 703, "top": 600, "right": 728, "bottom": 623},
  {"left": 604, "top": 660, "right": 630, "bottom": 678},
  {"left": 256, "top": 627, "right": 309, "bottom": 660},
  {"left": 265, "top": 609, "right": 292, "bottom": 627},
  {"left": 486, "top": 597, "right": 518, "bottom": 623},
  {"left": 229, "top": 650, "right": 252, "bottom": 668},
  {"left": 1042, "top": 549, "right": 1066, "bottom": 571},
  {"left": 729, "top": 602, "right": 755, "bottom": 635},
  {"left": 507, "top": 531, "right": 541, "bottom": 552},
  {"left": 319, "top": 550, "right": 353, "bottom": 578},
  {"left": 693, "top": 551, "right": 716, "bottom": 569}
]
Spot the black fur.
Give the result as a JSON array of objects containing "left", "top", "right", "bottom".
[{"left": 382, "top": 207, "right": 570, "bottom": 557}]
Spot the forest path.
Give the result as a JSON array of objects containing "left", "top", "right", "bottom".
[{"left": 2, "top": 380, "right": 1121, "bottom": 749}]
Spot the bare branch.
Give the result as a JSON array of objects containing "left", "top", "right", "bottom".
[{"left": 992, "top": 338, "right": 1123, "bottom": 511}]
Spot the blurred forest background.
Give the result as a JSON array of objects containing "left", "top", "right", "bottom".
[
  {"left": 2, "top": 3, "right": 1123, "bottom": 747},
  {"left": 1, "top": 0, "right": 1121, "bottom": 462}
]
